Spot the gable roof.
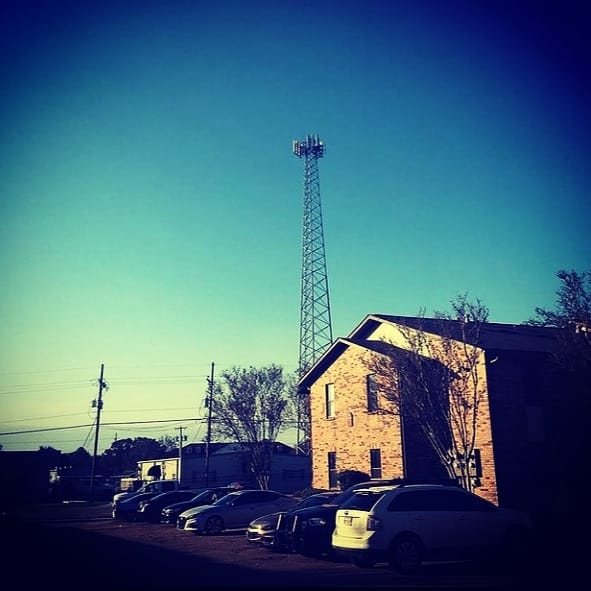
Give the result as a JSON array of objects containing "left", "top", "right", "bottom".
[
  {"left": 356, "top": 314, "right": 560, "bottom": 352},
  {"left": 299, "top": 313, "right": 561, "bottom": 391}
]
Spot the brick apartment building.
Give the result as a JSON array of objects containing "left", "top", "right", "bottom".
[{"left": 299, "top": 313, "right": 584, "bottom": 521}]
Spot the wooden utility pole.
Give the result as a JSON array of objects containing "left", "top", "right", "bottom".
[
  {"left": 89, "top": 363, "right": 106, "bottom": 503},
  {"left": 204, "top": 362, "right": 214, "bottom": 487},
  {"left": 176, "top": 425, "right": 186, "bottom": 484}
]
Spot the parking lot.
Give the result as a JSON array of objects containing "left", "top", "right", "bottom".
[{"left": 2, "top": 502, "right": 547, "bottom": 589}]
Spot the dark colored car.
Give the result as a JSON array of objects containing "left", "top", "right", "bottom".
[
  {"left": 246, "top": 491, "right": 339, "bottom": 546},
  {"left": 112, "top": 492, "right": 161, "bottom": 521},
  {"left": 160, "top": 487, "right": 237, "bottom": 524},
  {"left": 271, "top": 478, "right": 456, "bottom": 558},
  {"left": 135, "top": 489, "right": 205, "bottom": 522}
]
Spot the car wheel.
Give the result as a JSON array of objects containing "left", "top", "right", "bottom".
[
  {"left": 388, "top": 534, "right": 423, "bottom": 574},
  {"left": 269, "top": 534, "right": 291, "bottom": 553},
  {"left": 204, "top": 515, "right": 225, "bottom": 535}
]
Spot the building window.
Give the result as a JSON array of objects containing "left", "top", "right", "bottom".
[
  {"left": 325, "top": 383, "right": 335, "bottom": 418},
  {"left": 367, "top": 373, "right": 379, "bottom": 413},
  {"left": 370, "top": 448, "right": 382, "bottom": 478},
  {"left": 348, "top": 412, "right": 354, "bottom": 427},
  {"left": 328, "top": 452, "right": 338, "bottom": 488}
]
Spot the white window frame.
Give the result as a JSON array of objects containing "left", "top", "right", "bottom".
[{"left": 325, "top": 383, "right": 335, "bottom": 419}]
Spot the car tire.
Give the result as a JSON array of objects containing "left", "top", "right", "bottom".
[
  {"left": 204, "top": 515, "right": 225, "bottom": 535},
  {"left": 269, "top": 535, "right": 291, "bottom": 553},
  {"left": 388, "top": 534, "right": 423, "bottom": 574}
]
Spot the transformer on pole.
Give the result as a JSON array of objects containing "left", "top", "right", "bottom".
[{"left": 293, "top": 134, "right": 333, "bottom": 378}]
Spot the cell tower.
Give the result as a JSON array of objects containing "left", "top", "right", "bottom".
[{"left": 293, "top": 134, "right": 333, "bottom": 378}]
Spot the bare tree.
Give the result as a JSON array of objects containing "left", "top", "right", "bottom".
[
  {"left": 284, "top": 373, "right": 311, "bottom": 455},
  {"left": 367, "top": 294, "right": 489, "bottom": 491},
  {"left": 210, "top": 364, "right": 291, "bottom": 489}
]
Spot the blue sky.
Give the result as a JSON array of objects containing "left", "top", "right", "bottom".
[{"left": 1, "top": 0, "right": 589, "bottom": 454}]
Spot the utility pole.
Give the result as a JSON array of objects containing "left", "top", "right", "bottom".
[
  {"left": 89, "top": 363, "right": 106, "bottom": 504},
  {"left": 176, "top": 426, "right": 187, "bottom": 485},
  {"left": 204, "top": 362, "right": 214, "bottom": 487}
]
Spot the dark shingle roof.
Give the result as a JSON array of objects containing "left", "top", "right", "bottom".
[
  {"left": 366, "top": 314, "right": 560, "bottom": 353},
  {"left": 299, "top": 314, "right": 561, "bottom": 390}
]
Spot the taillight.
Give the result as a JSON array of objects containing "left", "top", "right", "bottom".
[{"left": 367, "top": 515, "right": 382, "bottom": 531}]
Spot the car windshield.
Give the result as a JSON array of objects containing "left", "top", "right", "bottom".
[
  {"left": 296, "top": 494, "right": 336, "bottom": 509},
  {"left": 329, "top": 481, "right": 400, "bottom": 506},
  {"left": 330, "top": 487, "right": 359, "bottom": 506},
  {"left": 188, "top": 489, "right": 214, "bottom": 502},
  {"left": 339, "top": 490, "right": 388, "bottom": 511}
]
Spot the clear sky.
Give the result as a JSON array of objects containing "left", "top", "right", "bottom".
[{"left": 1, "top": 0, "right": 589, "bottom": 454}]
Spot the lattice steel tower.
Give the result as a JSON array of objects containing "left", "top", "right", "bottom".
[{"left": 293, "top": 134, "right": 333, "bottom": 377}]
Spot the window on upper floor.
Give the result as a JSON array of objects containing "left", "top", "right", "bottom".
[
  {"left": 367, "top": 373, "right": 379, "bottom": 413},
  {"left": 325, "top": 383, "right": 335, "bottom": 418}
]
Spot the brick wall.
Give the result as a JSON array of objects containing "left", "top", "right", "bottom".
[
  {"left": 309, "top": 337, "right": 499, "bottom": 506},
  {"left": 310, "top": 345, "right": 404, "bottom": 490}
]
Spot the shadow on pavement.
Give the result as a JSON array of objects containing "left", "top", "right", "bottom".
[{"left": 1, "top": 510, "right": 558, "bottom": 591}]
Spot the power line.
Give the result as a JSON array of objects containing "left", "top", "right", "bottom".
[
  {"left": 0, "top": 412, "right": 93, "bottom": 424},
  {"left": 0, "top": 416, "right": 301, "bottom": 438},
  {"left": 0, "top": 417, "right": 205, "bottom": 436}
]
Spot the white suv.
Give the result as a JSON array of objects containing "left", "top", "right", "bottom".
[{"left": 331, "top": 484, "right": 535, "bottom": 573}]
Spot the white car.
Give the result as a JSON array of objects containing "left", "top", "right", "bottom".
[
  {"left": 331, "top": 483, "right": 535, "bottom": 573},
  {"left": 177, "top": 489, "right": 299, "bottom": 535}
]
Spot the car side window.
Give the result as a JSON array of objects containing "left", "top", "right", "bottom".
[
  {"left": 387, "top": 489, "right": 497, "bottom": 512},
  {"left": 387, "top": 490, "right": 454, "bottom": 511},
  {"left": 452, "top": 491, "right": 497, "bottom": 512},
  {"left": 235, "top": 492, "right": 259, "bottom": 505},
  {"left": 246, "top": 491, "right": 275, "bottom": 503},
  {"left": 424, "top": 489, "right": 497, "bottom": 512},
  {"left": 388, "top": 490, "right": 430, "bottom": 511}
]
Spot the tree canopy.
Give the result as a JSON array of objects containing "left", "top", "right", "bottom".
[
  {"left": 100, "top": 437, "right": 171, "bottom": 475},
  {"left": 210, "top": 364, "right": 293, "bottom": 489},
  {"left": 526, "top": 268, "right": 591, "bottom": 372},
  {"left": 528, "top": 269, "right": 591, "bottom": 328}
]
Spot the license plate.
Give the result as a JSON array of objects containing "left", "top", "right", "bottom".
[{"left": 343, "top": 516, "right": 353, "bottom": 526}]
